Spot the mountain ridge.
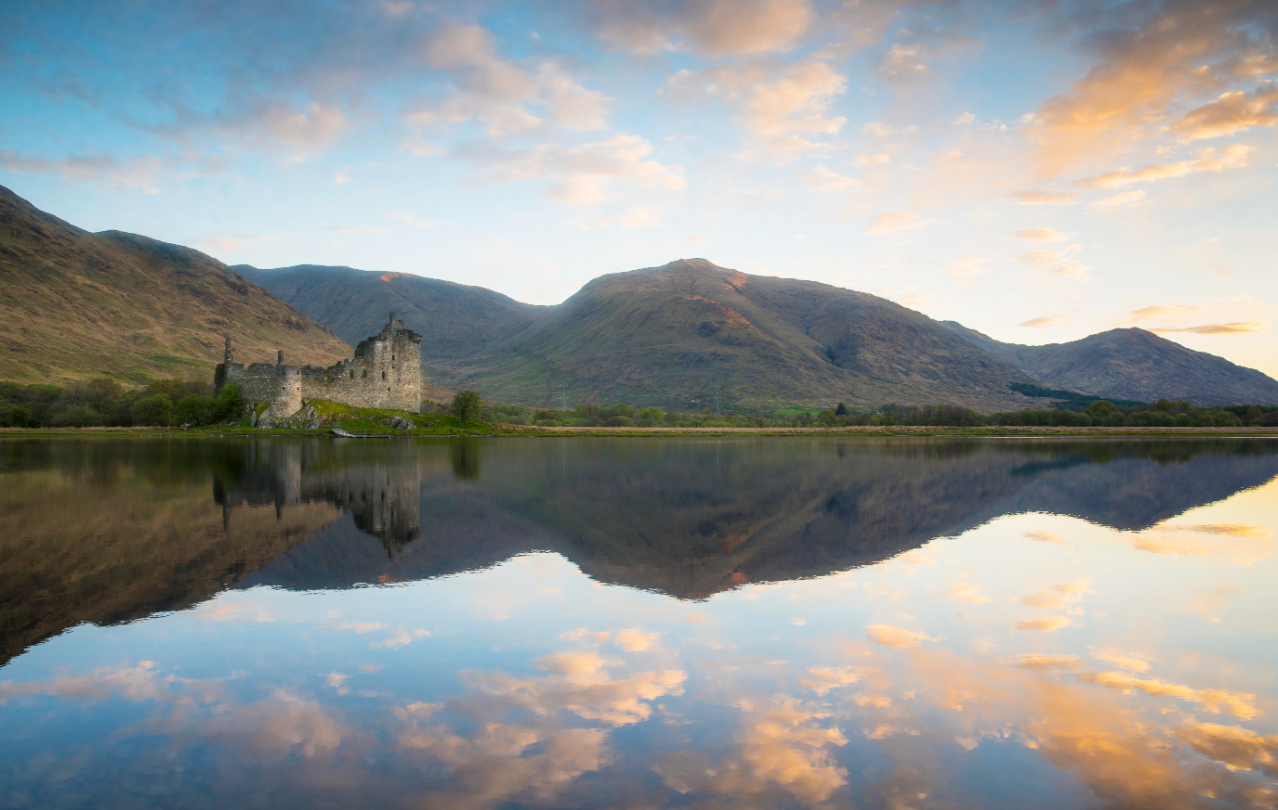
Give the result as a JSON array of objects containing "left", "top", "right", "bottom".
[{"left": 0, "top": 185, "right": 351, "bottom": 384}]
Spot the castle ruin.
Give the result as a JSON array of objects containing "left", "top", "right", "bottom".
[{"left": 215, "top": 313, "right": 422, "bottom": 421}]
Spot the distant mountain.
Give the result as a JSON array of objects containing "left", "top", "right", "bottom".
[
  {"left": 442, "top": 259, "right": 1038, "bottom": 411},
  {"left": 942, "top": 323, "right": 1278, "bottom": 406},
  {"left": 0, "top": 186, "right": 351, "bottom": 383},
  {"left": 236, "top": 263, "right": 549, "bottom": 367}
]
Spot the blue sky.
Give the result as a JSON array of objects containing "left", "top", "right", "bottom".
[{"left": 2, "top": 0, "right": 1276, "bottom": 375}]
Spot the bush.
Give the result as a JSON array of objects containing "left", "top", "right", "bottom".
[
  {"left": 130, "top": 395, "right": 173, "bottom": 426},
  {"left": 51, "top": 405, "right": 104, "bottom": 427}
]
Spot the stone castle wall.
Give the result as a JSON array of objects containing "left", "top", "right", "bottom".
[{"left": 215, "top": 314, "right": 422, "bottom": 420}]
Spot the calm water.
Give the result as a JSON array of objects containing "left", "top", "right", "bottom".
[{"left": 2, "top": 437, "right": 1277, "bottom": 810}]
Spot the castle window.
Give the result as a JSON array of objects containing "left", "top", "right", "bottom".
[
  {"left": 350, "top": 371, "right": 354, "bottom": 379},
  {"left": 391, "top": 354, "right": 395, "bottom": 361},
  {"left": 382, "top": 370, "right": 386, "bottom": 380},
  {"left": 362, "top": 370, "right": 368, "bottom": 379}
]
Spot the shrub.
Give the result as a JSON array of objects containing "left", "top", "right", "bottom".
[{"left": 1, "top": 404, "right": 31, "bottom": 427}]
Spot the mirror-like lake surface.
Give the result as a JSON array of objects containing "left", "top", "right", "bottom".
[{"left": 2, "top": 437, "right": 1277, "bottom": 809}]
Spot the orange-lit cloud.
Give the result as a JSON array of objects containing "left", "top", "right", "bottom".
[
  {"left": 1177, "top": 723, "right": 1278, "bottom": 777},
  {"left": 1010, "top": 653, "right": 1084, "bottom": 672},
  {"left": 866, "top": 624, "right": 936, "bottom": 648},
  {"left": 865, "top": 211, "right": 935, "bottom": 234},
  {"left": 1016, "top": 579, "right": 1091, "bottom": 610},
  {"left": 1012, "top": 228, "right": 1068, "bottom": 241},
  {"left": 1075, "top": 145, "right": 1251, "bottom": 189},
  {"left": 1019, "top": 316, "right": 1060, "bottom": 328},
  {"left": 1015, "top": 617, "right": 1074, "bottom": 632},
  {"left": 660, "top": 59, "right": 847, "bottom": 153},
  {"left": 1172, "top": 87, "right": 1278, "bottom": 140},
  {"left": 1152, "top": 322, "right": 1267, "bottom": 335},
  {"left": 800, "top": 665, "right": 867, "bottom": 695},
  {"left": 1007, "top": 189, "right": 1081, "bottom": 205},
  {"left": 1078, "top": 671, "right": 1259, "bottom": 719}
]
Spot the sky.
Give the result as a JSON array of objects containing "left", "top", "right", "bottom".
[{"left": 1, "top": 0, "right": 1276, "bottom": 376}]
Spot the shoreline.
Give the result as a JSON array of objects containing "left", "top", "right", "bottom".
[{"left": 2, "top": 425, "right": 1277, "bottom": 439}]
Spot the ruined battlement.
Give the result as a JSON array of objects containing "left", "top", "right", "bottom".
[{"left": 215, "top": 313, "right": 422, "bottom": 422}]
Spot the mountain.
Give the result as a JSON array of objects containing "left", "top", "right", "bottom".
[
  {"left": 441, "top": 259, "right": 1039, "bottom": 412},
  {"left": 942, "top": 323, "right": 1278, "bottom": 406},
  {"left": 235, "top": 263, "right": 549, "bottom": 368},
  {"left": 0, "top": 185, "right": 351, "bottom": 384}
]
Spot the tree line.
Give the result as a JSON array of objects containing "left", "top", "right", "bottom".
[{"left": 0, "top": 379, "right": 244, "bottom": 427}]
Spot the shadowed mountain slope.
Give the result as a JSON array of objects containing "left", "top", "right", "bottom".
[
  {"left": 0, "top": 186, "right": 351, "bottom": 383},
  {"left": 236, "top": 263, "right": 549, "bottom": 367},
  {"left": 442, "top": 259, "right": 1039, "bottom": 411},
  {"left": 943, "top": 322, "right": 1278, "bottom": 406}
]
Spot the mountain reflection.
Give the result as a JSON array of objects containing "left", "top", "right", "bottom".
[{"left": 2, "top": 437, "right": 1276, "bottom": 667}]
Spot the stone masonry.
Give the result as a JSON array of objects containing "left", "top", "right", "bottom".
[{"left": 215, "top": 313, "right": 422, "bottom": 420}]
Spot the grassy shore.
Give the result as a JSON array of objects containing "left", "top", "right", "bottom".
[{"left": 3, "top": 424, "right": 1277, "bottom": 439}]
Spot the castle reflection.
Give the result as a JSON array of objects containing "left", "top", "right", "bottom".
[{"left": 214, "top": 441, "right": 422, "bottom": 556}]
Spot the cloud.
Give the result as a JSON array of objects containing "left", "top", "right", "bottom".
[
  {"left": 854, "top": 153, "right": 891, "bottom": 166},
  {"left": 1020, "top": 316, "right": 1059, "bottom": 328},
  {"left": 1172, "top": 87, "right": 1278, "bottom": 141},
  {"left": 654, "top": 701, "right": 849, "bottom": 805},
  {"left": 1075, "top": 145, "right": 1252, "bottom": 189},
  {"left": 332, "top": 170, "right": 350, "bottom": 185},
  {"left": 0, "top": 661, "right": 220, "bottom": 706},
  {"left": 1012, "top": 228, "right": 1068, "bottom": 241},
  {"left": 1007, "top": 188, "right": 1081, "bottom": 205},
  {"left": 1078, "top": 671, "right": 1259, "bottom": 719},
  {"left": 1027, "top": 2, "right": 1278, "bottom": 171},
  {"left": 1089, "top": 190, "right": 1147, "bottom": 211},
  {"left": 320, "top": 621, "right": 386, "bottom": 634},
  {"left": 1091, "top": 650, "right": 1152, "bottom": 673},
  {"left": 1129, "top": 522, "right": 1273, "bottom": 564},
  {"left": 1151, "top": 322, "right": 1267, "bottom": 334},
  {"left": 371, "top": 628, "right": 431, "bottom": 648},
  {"left": 1014, "top": 617, "right": 1074, "bottom": 632},
  {"left": 866, "top": 624, "right": 935, "bottom": 648},
  {"left": 1009, "top": 654, "right": 1084, "bottom": 672},
  {"left": 460, "top": 659, "right": 686, "bottom": 727},
  {"left": 458, "top": 134, "right": 685, "bottom": 205},
  {"left": 861, "top": 121, "right": 919, "bottom": 137},
  {"left": 1015, "top": 579, "right": 1091, "bottom": 609},
  {"left": 1015, "top": 249, "right": 1084, "bottom": 272},
  {"left": 800, "top": 164, "right": 860, "bottom": 191},
  {"left": 612, "top": 628, "right": 661, "bottom": 651},
  {"left": 660, "top": 60, "right": 847, "bottom": 153},
  {"left": 0, "top": 149, "right": 211, "bottom": 192},
  {"left": 1129, "top": 303, "right": 1205, "bottom": 321},
  {"left": 800, "top": 666, "right": 867, "bottom": 695},
  {"left": 409, "top": 23, "right": 609, "bottom": 138},
  {"left": 588, "top": 0, "right": 815, "bottom": 57},
  {"left": 190, "top": 233, "right": 279, "bottom": 254},
  {"left": 942, "top": 582, "right": 991, "bottom": 604},
  {"left": 1177, "top": 723, "right": 1278, "bottom": 778},
  {"left": 194, "top": 600, "right": 274, "bottom": 623},
  {"left": 865, "top": 211, "right": 935, "bottom": 234}
]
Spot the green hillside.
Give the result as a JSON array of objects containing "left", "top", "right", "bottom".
[{"left": 0, "top": 186, "right": 352, "bottom": 384}]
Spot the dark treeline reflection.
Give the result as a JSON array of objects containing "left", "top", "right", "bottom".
[{"left": 3, "top": 437, "right": 1277, "bottom": 665}]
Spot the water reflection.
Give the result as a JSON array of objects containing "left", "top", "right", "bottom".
[{"left": 1, "top": 437, "right": 1276, "bottom": 809}]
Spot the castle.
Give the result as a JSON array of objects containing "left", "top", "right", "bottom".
[{"left": 215, "top": 313, "right": 423, "bottom": 421}]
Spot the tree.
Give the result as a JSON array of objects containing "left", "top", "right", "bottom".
[
  {"left": 175, "top": 394, "right": 210, "bottom": 425},
  {"left": 451, "top": 390, "right": 483, "bottom": 425},
  {"left": 1086, "top": 400, "right": 1113, "bottom": 419},
  {"left": 835, "top": 402, "right": 848, "bottom": 416},
  {"left": 1, "top": 404, "right": 30, "bottom": 427},
  {"left": 210, "top": 383, "right": 243, "bottom": 422},
  {"left": 130, "top": 395, "right": 173, "bottom": 426},
  {"left": 818, "top": 409, "right": 837, "bottom": 426}
]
